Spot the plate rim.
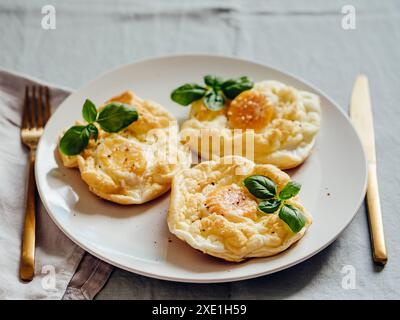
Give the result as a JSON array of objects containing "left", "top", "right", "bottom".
[{"left": 35, "top": 53, "right": 368, "bottom": 283}]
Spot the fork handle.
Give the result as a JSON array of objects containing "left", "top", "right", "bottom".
[
  {"left": 20, "top": 150, "right": 36, "bottom": 281},
  {"left": 367, "top": 163, "right": 388, "bottom": 265}
]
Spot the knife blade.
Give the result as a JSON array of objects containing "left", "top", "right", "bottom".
[{"left": 350, "top": 75, "right": 387, "bottom": 265}]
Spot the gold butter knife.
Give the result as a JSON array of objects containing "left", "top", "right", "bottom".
[{"left": 350, "top": 75, "right": 387, "bottom": 265}]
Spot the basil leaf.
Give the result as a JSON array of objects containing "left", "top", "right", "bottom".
[
  {"left": 279, "top": 181, "right": 301, "bottom": 200},
  {"left": 279, "top": 204, "right": 306, "bottom": 233},
  {"left": 97, "top": 103, "right": 138, "bottom": 132},
  {"left": 171, "top": 83, "right": 207, "bottom": 106},
  {"left": 82, "top": 99, "right": 97, "bottom": 123},
  {"left": 203, "top": 91, "right": 225, "bottom": 111},
  {"left": 204, "top": 75, "right": 224, "bottom": 90},
  {"left": 259, "top": 199, "right": 281, "bottom": 214},
  {"left": 86, "top": 123, "right": 98, "bottom": 141},
  {"left": 59, "top": 125, "right": 90, "bottom": 156},
  {"left": 243, "top": 175, "right": 276, "bottom": 199},
  {"left": 221, "top": 76, "right": 254, "bottom": 100}
]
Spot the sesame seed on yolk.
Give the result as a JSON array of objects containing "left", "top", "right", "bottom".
[{"left": 227, "top": 90, "right": 274, "bottom": 131}]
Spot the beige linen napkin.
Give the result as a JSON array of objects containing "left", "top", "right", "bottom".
[{"left": 0, "top": 69, "right": 113, "bottom": 300}]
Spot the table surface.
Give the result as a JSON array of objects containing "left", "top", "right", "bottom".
[{"left": 1, "top": 0, "right": 399, "bottom": 299}]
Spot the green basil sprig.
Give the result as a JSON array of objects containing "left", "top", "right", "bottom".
[
  {"left": 170, "top": 75, "right": 254, "bottom": 110},
  {"left": 82, "top": 99, "right": 97, "bottom": 123},
  {"left": 243, "top": 175, "right": 276, "bottom": 199},
  {"left": 203, "top": 90, "right": 225, "bottom": 111},
  {"left": 204, "top": 75, "right": 224, "bottom": 90},
  {"left": 279, "top": 204, "right": 306, "bottom": 234},
  {"left": 60, "top": 99, "right": 138, "bottom": 156},
  {"left": 220, "top": 76, "right": 254, "bottom": 100},
  {"left": 60, "top": 126, "right": 90, "bottom": 156},
  {"left": 243, "top": 175, "right": 305, "bottom": 233},
  {"left": 170, "top": 84, "right": 207, "bottom": 106},
  {"left": 96, "top": 103, "right": 139, "bottom": 133}
]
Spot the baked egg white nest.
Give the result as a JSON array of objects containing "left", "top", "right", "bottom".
[
  {"left": 168, "top": 155, "right": 312, "bottom": 262},
  {"left": 180, "top": 80, "right": 321, "bottom": 169},
  {"left": 59, "top": 91, "right": 191, "bottom": 204}
]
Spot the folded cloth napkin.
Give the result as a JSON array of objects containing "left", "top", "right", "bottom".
[{"left": 0, "top": 69, "right": 113, "bottom": 300}]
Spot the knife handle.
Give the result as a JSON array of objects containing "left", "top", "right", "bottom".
[{"left": 366, "top": 163, "right": 387, "bottom": 265}]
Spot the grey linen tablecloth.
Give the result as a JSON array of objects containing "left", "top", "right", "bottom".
[
  {"left": 0, "top": 70, "right": 113, "bottom": 299},
  {"left": 0, "top": 0, "right": 399, "bottom": 299}
]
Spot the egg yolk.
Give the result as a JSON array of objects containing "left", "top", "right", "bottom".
[
  {"left": 205, "top": 185, "right": 258, "bottom": 220},
  {"left": 98, "top": 138, "right": 146, "bottom": 175},
  {"left": 190, "top": 99, "right": 226, "bottom": 121},
  {"left": 227, "top": 90, "right": 274, "bottom": 131}
]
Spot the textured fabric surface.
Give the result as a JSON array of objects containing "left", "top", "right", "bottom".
[
  {"left": 0, "top": 70, "right": 113, "bottom": 300},
  {"left": 63, "top": 252, "right": 113, "bottom": 300},
  {"left": 0, "top": 0, "right": 399, "bottom": 299}
]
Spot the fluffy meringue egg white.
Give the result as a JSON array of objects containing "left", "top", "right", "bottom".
[
  {"left": 167, "top": 155, "right": 312, "bottom": 262},
  {"left": 180, "top": 80, "right": 321, "bottom": 169},
  {"left": 59, "top": 91, "right": 191, "bottom": 204}
]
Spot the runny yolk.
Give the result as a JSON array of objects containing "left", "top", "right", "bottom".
[
  {"left": 227, "top": 90, "right": 274, "bottom": 131},
  {"left": 205, "top": 185, "right": 258, "bottom": 220}
]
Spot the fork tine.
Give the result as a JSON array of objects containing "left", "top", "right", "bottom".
[
  {"left": 22, "top": 86, "right": 30, "bottom": 129},
  {"left": 37, "top": 86, "right": 44, "bottom": 127},
  {"left": 44, "top": 86, "right": 51, "bottom": 123},
  {"left": 30, "top": 86, "right": 37, "bottom": 128}
]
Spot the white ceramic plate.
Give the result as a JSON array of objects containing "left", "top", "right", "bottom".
[{"left": 36, "top": 55, "right": 367, "bottom": 283}]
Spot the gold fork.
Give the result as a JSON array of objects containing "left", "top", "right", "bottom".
[{"left": 20, "top": 85, "right": 51, "bottom": 281}]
